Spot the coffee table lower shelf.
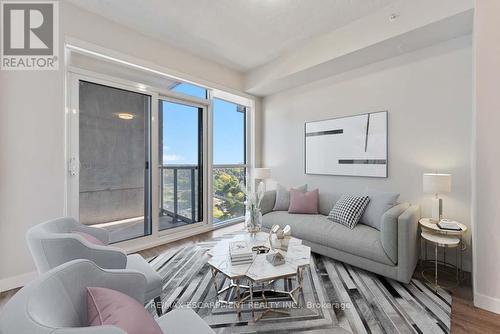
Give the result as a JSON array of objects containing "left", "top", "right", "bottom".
[{"left": 210, "top": 266, "right": 306, "bottom": 321}]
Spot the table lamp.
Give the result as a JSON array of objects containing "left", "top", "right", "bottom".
[
  {"left": 423, "top": 173, "right": 451, "bottom": 222},
  {"left": 253, "top": 168, "right": 271, "bottom": 190}
]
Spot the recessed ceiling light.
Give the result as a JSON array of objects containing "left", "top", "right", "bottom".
[
  {"left": 389, "top": 13, "right": 400, "bottom": 22},
  {"left": 117, "top": 113, "right": 134, "bottom": 120}
]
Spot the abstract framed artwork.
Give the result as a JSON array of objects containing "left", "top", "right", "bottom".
[{"left": 305, "top": 111, "right": 388, "bottom": 178}]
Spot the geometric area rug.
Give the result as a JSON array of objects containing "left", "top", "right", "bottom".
[{"left": 145, "top": 232, "right": 451, "bottom": 334}]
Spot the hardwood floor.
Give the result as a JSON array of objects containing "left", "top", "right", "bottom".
[
  {"left": 451, "top": 296, "right": 500, "bottom": 333},
  {"left": 1, "top": 222, "right": 500, "bottom": 333}
]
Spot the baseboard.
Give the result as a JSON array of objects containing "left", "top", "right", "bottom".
[
  {"left": 474, "top": 292, "right": 500, "bottom": 315},
  {"left": 0, "top": 271, "right": 37, "bottom": 293}
]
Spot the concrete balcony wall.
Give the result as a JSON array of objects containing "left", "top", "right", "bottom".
[{"left": 78, "top": 81, "right": 147, "bottom": 225}]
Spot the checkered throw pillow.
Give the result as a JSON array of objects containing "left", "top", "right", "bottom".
[{"left": 328, "top": 195, "right": 370, "bottom": 229}]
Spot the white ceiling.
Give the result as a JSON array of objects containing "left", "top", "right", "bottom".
[{"left": 67, "top": 0, "right": 397, "bottom": 72}]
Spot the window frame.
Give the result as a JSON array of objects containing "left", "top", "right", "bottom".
[{"left": 210, "top": 96, "right": 249, "bottom": 225}]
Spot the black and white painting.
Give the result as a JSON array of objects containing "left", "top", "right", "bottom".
[{"left": 305, "top": 111, "right": 387, "bottom": 177}]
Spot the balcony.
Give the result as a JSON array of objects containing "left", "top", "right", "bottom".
[
  {"left": 91, "top": 165, "right": 245, "bottom": 243},
  {"left": 159, "top": 165, "right": 200, "bottom": 230}
]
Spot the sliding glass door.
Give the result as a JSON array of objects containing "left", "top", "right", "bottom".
[
  {"left": 77, "top": 80, "right": 151, "bottom": 243},
  {"left": 212, "top": 98, "right": 247, "bottom": 223},
  {"left": 69, "top": 72, "right": 249, "bottom": 245},
  {"left": 158, "top": 99, "right": 203, "bottom": 230}
]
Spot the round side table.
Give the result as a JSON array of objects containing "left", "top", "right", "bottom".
[{"left": 419, "top": 218, "right": 467, "bottom": 290}]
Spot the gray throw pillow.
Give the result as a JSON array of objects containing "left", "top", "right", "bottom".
[
  {"left": 328, "top": 195, "right": 370, "bottom": 229},
  {"left": 359, "top": 189, "right": 400, "bottom": 230},
  {"left": 273, "top": 184, "right": 307, "bottom": 211}
]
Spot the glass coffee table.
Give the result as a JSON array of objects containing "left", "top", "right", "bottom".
[{"left": 207, "top": 232, "right": 311, "bottom": 320}]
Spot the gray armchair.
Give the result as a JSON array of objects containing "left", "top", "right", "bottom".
[
  {"left": 0, "top": 259, "right": 215, "bottom": 334},
  {"left": 26, "top": 217, "right": 162, "bottom": 314}
]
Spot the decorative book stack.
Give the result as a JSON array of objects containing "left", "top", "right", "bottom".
[{"left": 229, "top": 241, "right": 253, "bottom": 265}]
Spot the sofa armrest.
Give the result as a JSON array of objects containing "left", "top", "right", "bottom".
[
  {"left": 397, "top": 205, "right": 421, "bottom": 283},
  {"left": 260, "top": 190, "right": 276, "bottom": 215},
  {"left": 38, "top": 237, "right": 127, "bottom": 273},
  {"left": 380, "top": 203, "right": 410, "bottom": 264}
]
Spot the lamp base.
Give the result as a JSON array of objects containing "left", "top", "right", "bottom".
[{"left": 430, "top": 197, "right": 442, "bottom": 222}]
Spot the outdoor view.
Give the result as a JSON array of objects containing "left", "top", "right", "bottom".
[
  {"left": 160, "top": 99, "right": 201, "bottom": 230},
  {"left": 212, "top": 97, "right": 247, "bottom": 222},
  {"left": 212, "top": 167, "right": 245, "bottom": 222},
  {"left": 160, "top": 85, "right": 246, "bottom": 228}
]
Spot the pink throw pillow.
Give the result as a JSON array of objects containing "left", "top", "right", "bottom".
[
  {"left": 87, "top": 287, "right": 162, "bottom": 334},
  {"left": 288, "top": 188, "right": 319, "bottom": 214},
  {"left": 75, "top": 232, "right": 104, "bottom": 245}
]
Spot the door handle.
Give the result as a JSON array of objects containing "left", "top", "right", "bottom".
[{"left": 69, "top": 157, "right": 79, "bottom": 176}]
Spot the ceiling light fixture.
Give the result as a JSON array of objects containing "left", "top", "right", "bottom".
[
  {"left": 389, "top": 13, "right": 400, "bottom": 22},
  {"left": 117, "top": 113, "right": 134, "bottom": 120}
]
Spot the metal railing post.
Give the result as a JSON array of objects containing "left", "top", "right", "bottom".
[
  {"left": 173, "top": 168, "right": 178, "bottom": 222},
  {"left": 160, "top": 167, "right": 164, "bottom": 215},
  {"left": 191, "top": 168, "right": 196, "bottom": 222}
]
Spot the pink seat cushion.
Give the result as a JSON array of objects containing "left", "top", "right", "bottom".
[
  {"left": 87, "top": 287, "right": 162, "bottom": 334},
  {"left": 75, "top": 232, "right": 104, "bottom": 245},
  {"left": 288, "top": 188, "right": 319, "bottom": 214}
]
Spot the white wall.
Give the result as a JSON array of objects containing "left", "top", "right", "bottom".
[
  {"left": 262, "top": 36, "right": 473, "bottom": 269},
  {"left": 473, "top": 0, "right": 500, "bottom": 314},
  {"left": 0, "top": 1, "right": 243, "bottom": 290}
]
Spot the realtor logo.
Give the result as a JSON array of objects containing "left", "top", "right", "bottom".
[{"left": 1, "top": 1, "right": 59, "bottom": 70}]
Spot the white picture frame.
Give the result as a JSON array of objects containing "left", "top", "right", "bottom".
[{"left": 305, "top": 111, "right": 388, "bottom": 178}]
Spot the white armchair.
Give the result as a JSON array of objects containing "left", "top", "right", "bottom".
[
  {"left": 0, "top": 259, "right": 215, "bottom": 334},
  {"left": 26, "top": 217, "right": 163, "bottom": 314}
]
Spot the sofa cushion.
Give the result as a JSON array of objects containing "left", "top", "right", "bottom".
[
  {"left": 87, "top": 287, "right": 162, "bottom": 334},
  {"left": 262, "top": 211, "right": 394, "bottom": 265},
  {"left": 318, "top": 192, "right": 341, "bottom": 216},
  {"left": 328, "top": 195, "right": 370, "bottom": 229},
  {"left": 260, "top": 190, "right": 277, "bottom": 215},
  {"left": 273, "top": 184, "right": 307, "bottom": 211},
  {"left": 360, "top": 190, "right": 400, "bottom": 230},
  {"left": 288, "top": 189, "right": 319, "bottom": 214}
]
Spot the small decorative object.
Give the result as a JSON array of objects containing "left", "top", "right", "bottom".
[
  {"left": 268, "top": 224, "right": 292, "bottom": 251},
  {"left": 437, "top": 219, "right": 462, "bottom": 231},
  {"left": 252, "top": 245, "right": 270, "bottom": 254},
  {"left": 266, "top": 251, "right": 285, "bottom": 266},
  {"left": 305, "top": 111, "right": 388, "bottom": 178},
  {"left": 281, "top": 225, "right": 292, "bottom": 249},
  {"left": 423, "top": 173, "right": 452, "bottom": 222},
  {"left": 241, "top": 180, "right": 266, "bottom": 233}
]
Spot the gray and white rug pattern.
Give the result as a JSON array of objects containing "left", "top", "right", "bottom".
[{"left": 146, "top": 233, "right": 451, "bottom": 334}]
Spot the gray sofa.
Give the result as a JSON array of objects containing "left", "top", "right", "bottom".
[
  {"left": 260, "top": 190, "right": 420, "bottom": 283},
  {"left": 0, "top": 259, "right": 214, "bottom": 334}
]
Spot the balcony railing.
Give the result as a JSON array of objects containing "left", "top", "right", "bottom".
[
  {"left": 159, "top": 165, "right": 199, "bottom": 227},
  {"left": 159, "top": 165, "right": 247, "bottom": 228}
]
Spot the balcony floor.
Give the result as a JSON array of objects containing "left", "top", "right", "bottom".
[{"left": 94, "top": 216, "right": 195, "bottom": 244}]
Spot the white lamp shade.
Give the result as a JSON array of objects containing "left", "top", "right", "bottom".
[
  {"left": 423, "top": 173, "right": 451, "bottom": 194},
  {"left": 253, "top": 168, "right": 272, "bottom": 180}
]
